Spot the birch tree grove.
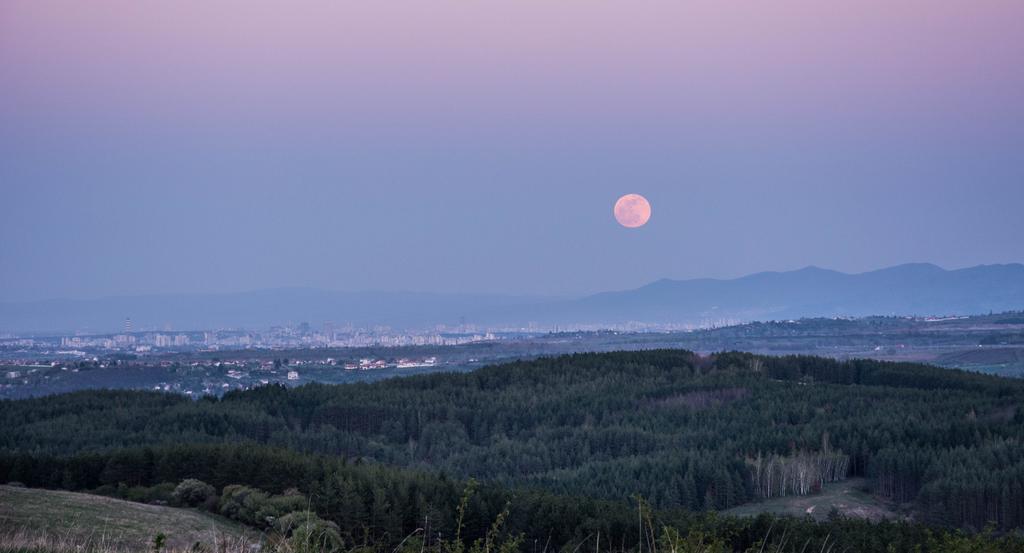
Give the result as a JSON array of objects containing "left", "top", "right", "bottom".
[{"left": 746, "top": 450, "right": 850, "bottom": 499}]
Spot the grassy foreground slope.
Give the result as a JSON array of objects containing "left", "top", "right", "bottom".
[{"left": 0, "top": 485, "right": 256, "bottom": 551}]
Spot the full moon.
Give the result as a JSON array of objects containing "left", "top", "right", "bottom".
[{"left": 613, "top": 194, "right": 651, "bottom": 228}]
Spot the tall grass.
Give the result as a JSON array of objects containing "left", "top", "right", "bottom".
[
  {"left": 0, "top": 529, "right": 255, "bottom": 553},
  {"left": 5, "top": 484, "right": 1022, "bottom": 553}
]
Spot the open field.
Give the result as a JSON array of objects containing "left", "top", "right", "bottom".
[
  {"left": 723, "top": 478, "right": 906, "bottom": 522},
  {"left": 0, "top": 485, "right": 257, "bottom": 551},
  {"left": 935, "top": 347, "right": 1024, "bottom": 377}
]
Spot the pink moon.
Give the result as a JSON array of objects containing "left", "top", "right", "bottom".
[{"left": 613, "top": 194, "right": 651, "bottom": 228}]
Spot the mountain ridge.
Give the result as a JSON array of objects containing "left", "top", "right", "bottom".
[
  {"left": 541, "top": 262, "right": 1024, "bottom": 325},
  {"left": 1, "top": 263, "right": 1022, "bottom": 333}
]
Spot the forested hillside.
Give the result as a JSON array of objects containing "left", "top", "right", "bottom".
[{"left": 3, "top": 350, "right": 1024, "bottom": 545}]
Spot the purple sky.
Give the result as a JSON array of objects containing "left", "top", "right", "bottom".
[{"left": 2, "top": 0, "right": 1023, "bottom": 301}]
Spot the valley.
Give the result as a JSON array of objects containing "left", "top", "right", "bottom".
[{"left": 4, "top": 312, "right": 1023, "bottom": 400}]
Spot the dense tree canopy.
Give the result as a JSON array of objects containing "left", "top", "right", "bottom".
[{"left": 3, "top": 350, "right": 1024, "bottom": 549}]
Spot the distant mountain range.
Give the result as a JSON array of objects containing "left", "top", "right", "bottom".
[
  {"left": 512, "top": 263, "right": 1024, "bottom": 326},
  {"left": 2, "top": 263, "right": 1023, "bottom": 334}
]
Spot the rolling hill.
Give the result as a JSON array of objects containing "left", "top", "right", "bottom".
[{"left": 0, "top": 485, "right": 257, "bottom": 551}]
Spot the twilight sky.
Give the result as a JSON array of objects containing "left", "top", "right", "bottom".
[{"left": 2, "top": 0, "right": 1023, "bottom": 301}]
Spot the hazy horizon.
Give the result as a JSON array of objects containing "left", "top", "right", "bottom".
[
  {"left": 3, "top": 261, "right": 1023, "bottom": 335},
  {"left": 1, "top": 260, "right": 1022, "bottom": 304}
]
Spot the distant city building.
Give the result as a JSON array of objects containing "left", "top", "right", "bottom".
[
  {"left": 114, "top": 334, "right": 136, "bottom": 346},
  {"left": 287, "top": 371, "right": 299, "bottom": 380},
  {"left": 61, "top": 336, "right": 80, "bottom": 347}
]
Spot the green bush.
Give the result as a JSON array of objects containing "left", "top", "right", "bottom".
[
  {"left": 172, "top": 479, "right": 216, "bottom": 508},
  {"left": 219, "top": 485, "right": 269, "bottom": 526},
  {"left": 273, "top": 510, "right": 344, "bottom": 553},
  {"left": 219, "top": 485, "right": 308, "bottom": 528}
]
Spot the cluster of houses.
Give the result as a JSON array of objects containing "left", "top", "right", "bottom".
[{"left": 342, "top": 357, "right": 438, "bottom": 370}]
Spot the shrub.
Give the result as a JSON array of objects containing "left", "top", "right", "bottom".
[
  {"left": 218, "top": 484, "right": 310, "bottom": 528},
  {"left": 173, "top": 479, "right": 217, "bottom": 508},
  {"left": 219, "top": 485, "right": 268, "bottom": 525},
  {"left": 273, "top": 511, "right": 344, "bottom": 553}
]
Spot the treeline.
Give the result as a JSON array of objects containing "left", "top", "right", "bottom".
[
  {"left": 2, "top": 350, "right": 1024, "bottom": 529},
  {"left": 871, "top": 439, "right": 1024, "bottom": 528},
  {"left": 0, "top": 443, "right": 477, "bottom": 547},
  {"left": 4, "top": 442, "right": 1024, "bottom": 553}
]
